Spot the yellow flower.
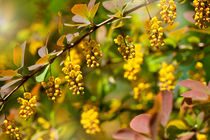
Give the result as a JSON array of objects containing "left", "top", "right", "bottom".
[
  {"left": 114, "top": 35, "right": 135, "bottom": 60},
  {"left": 41, "top": 76, "right": 62, "bottom": 101},
  {"left": 158, "top": 0, "right": 176, "bottom": 24},
  {"left": 17, "top": 92, "right": 37, "bottom": 120},
  {"left": 193, "top": 0, "right": 210, "bottom": 29},
  {"left": 159, "top": 62, "right": 176, "bottom": 91},
  {"left": 197, "top": 133, "right": 207, "bottom": 140},
  {"left": 1, "top": 119, "right": 22, "bottom": 140},
  {"left": 62, "top": 57, "right": 84, "bottom": 95},
  {"left": 123, "top": 44, "right": 143, "bottom": 81},
  {"left": 81, "top": 105, "right": 100, "bottom": 134}
]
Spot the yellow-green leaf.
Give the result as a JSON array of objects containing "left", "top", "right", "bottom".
[
  {"left": 58, "top": 12, "right": 64, "bottom": 35},
  {"left": 57, "top": 35, "right": 66, "bottom": 47},
  {"left": 114, "top": 11, "right": 121, "bottom": 18},
  {"left": 71, "top": 4, "right": 89, "bottom": 20},
  {"left": 166, "top": 120, "right": 188, "bottom": 130},
  {"left": 89, "top": 2, "right": 100, "bottom": 20},
  {"left": 0, "top": 69, "right": 18, "bottom": 77}
]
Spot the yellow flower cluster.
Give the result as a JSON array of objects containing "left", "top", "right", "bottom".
[
  {"left": 148, "top": 17, "right": 165, "bottom": 49},
  {"left": 114, "top": 35, "right": 135, "bottom": 60},
  {"left": 79, "top": 40, "right": 102, "bottom": 68},
  {"left": 158, "top": 0, "right": 176, "bottom": 24},
  {"left": 62, "top": 56, "right": 84, "bottom": 95},
  {"left": 189, "top": 62, "right": 206, "bottom": 85},
  {"left": 80, "top": 105, "right": 100, "bottom": 134},
  {"left": 41, "top": 76, "right": 62, "bottom": 101},
  {"left": 159, "top": 62, "right": 176, "bottom": 91},
  {"left": 123, "top": 44, "right": 143, "bottom": 81},
  {"left": 133, "top": 81, "right": 151, "bottom": 100},
  {"left": 193, "top": 0, "right": 210, "bottom": 29},
  {"left": 17, "top": 92, "right": 37, "bottom": 120},
  {"left": 1, "top": 120, "right": 21, "bottom": 140},
  {"left": 70, "top": 48, "right": 82, "bottom": 65}
]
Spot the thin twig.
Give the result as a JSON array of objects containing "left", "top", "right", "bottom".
[{"left": 2, "top": 0, "right": 158, "bottom": 103}]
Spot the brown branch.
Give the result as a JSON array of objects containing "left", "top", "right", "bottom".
[{"left": 2, "top": 0, "right": 158, "bottom": 102}]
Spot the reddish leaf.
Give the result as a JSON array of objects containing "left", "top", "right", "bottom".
[
  {"left": 178, "top": 132, "right": 195, "bottom": 140},
  {"left": 130, "top": 114, "right": 151, "bottom": 134},
  {"left": 183, "top": 11, "right": 195, "bottom": 24},
  {"left": 161, "top": 90, "right": 173, "bottom": 126},
  {"left": 149, "top": 112, "right": 159, "bottom": 140},
  {"left": 181, "top": 90, "right": 208, "bottom": 100},
  {"left": 179, "top": 79, "right": 209, "bottom": 93},
  {"left": 113, "top": 128, "right": 148, "bottom": 140},
  {"left": 88, "top": 0, "right": 96, "bottom": 10}
]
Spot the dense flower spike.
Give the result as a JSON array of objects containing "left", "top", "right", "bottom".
[
  {"left": 189, "top": 62, "right": 206, "bottom": 85},
  {"left": 62, "top": 56, "right": 84, "bottom": 95},
  {"left": 159, "top": 62, "right": 176, "bottom": 91},
  {"left": 158, "top": 0, "right": 176, "bottom": 24},
  {"left": 79, "top": 40, "right": 102, "bottom": 68},
  {"left": 1, "top": 120, "right": 22, "bottom": 139},
  {"left": 17, "top": 92, "right": 37, "bottom": 120},
  {"left": 193, "top": 0, "right": 210, "bottom": 29},
  {"left": 147, "top": 17, "right": 165, "bottom": 49},
  {"left": 123, "top": 44, "right": 143, "bottom": 81},
  {"left": 133, "top": 81, "right": 152, "bottom": 100},
  {"left": 41, "top": 76, "right": 62, "bottom": 101},
  {"left": 114, "top": 35, "right": 135, "bottom": 60},
  {"left": 80, "top": 105, "right": 100, "bottom": 134}
]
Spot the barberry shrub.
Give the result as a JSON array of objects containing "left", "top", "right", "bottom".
[{"left": 0, "top": 0, "right": 209, "bottom": 140}]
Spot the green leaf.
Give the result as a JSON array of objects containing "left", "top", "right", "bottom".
[
  {"left": 89, "top": 2, "right": 100, "bottom": 20},
  {"left": 36, "top": 65, "right": 50, "bottom": 82}
]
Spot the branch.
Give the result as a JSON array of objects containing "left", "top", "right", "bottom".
[{"left": 2, "top": 0, "right": 158, "bottom": 102}]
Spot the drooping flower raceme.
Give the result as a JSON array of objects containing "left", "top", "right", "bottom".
[
  {"left": 62, "top": 56, "right": 84, "bottom": 95},
  {"left": 114, "top": 35, "right": 135, "bottom": 60},
  {"left": 80, "top": 105, "right": 100, "bottom": 134},
  {"left": 159, "top": 62, "right": 176, "bottom": 91},
  {"left": 17, "top": 92, "right": 37, "bottom": 120},
  {"left": 158, "top": 0, "right": 176, "bottom": 25},
  {"left": 193, "top": 0, "right": 210, "bottom": 29},
  {"left": 123, "top": 44, "right": 143, "bottom": 81},
  {"left": 41, "top": 76, "right": 62, "bottom": 101}
]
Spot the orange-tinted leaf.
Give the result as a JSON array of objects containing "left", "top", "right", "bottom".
[
  {"left": 58, "top": 12, "right": 64, "bottom": 35},
  {"left": 57, "top": 35, "right": 66, "bottom": 47},
  {"left": 31, "top": 83, "right": 41, "bottom": 96},
  {"left": 0, "top": 70, "right": 18, "bottom": 77},
  {"left": 35, "top": 54, "right": 51, "bottom": 65},
  {"left": 89, "top": 2, "right": 100, "bottom": 20},
  {"left": 71, "top": 4, "right": 89, "bottom": 20},
  {"left": 13, "top": 45, "right": 22, "bottom": 66},
  {"left": 130, "top": 114, "right": 151, "bottom": 134}
]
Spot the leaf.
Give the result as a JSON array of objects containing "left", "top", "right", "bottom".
[
  {"left": 167, "top": 120, "right": 188, "bottom": 130},
  {"left": 38, "top": 46, "right": 48, "bottom": 58},
  {"left": 72, "top": 15, "right": 90, "bottom": 24},
  {"left": 181, "top": 90, "right": 208, "bottom": 100},
  {"left": 71, "top": 4, "right": 89, "bottom": 20},
  {"left": 178, "top": 132, "right": 195, "bottom": 140},
  {"left": 150, "top": 112, "right": 159, "bottom": 140},
  {"left": 1, "top": 78, "right": 22, "bottom": 97},
  {"left": 57, "top": 35, "right": 66, "bottom": 47},
  {"left": 0, "top": 70, "right": 18, "bottom": 77},
  {"left": 113, "top": 128, "right": 148, "bottom": 140},
  {"left": 89, "top": 2, "right": 100, "bottom": 20},
  {"left": 178, "top": 0, "right": 187, "bottom": 4},
  {"left": 88, "top": 0, "right": 96, "bottom": 10},
  {"left": 35, "top": 54, "right": 51, "bottom": 65},
  {"left": 58, "top": 11, "right": 64, "bottom": 35},
  {"left": 161, "top": 90, "right": 173, "bottom": 126},
  {"left": 179, "top": 79, "right": 210, "bottom": 95},
  {"left": 130, "top": 114, "right": 151, "bottom": 134},
  {"left": 66, "top": 34, "right": 74, "bottom": 44},
  {"left": 35, "top": 65, "right": 50, "bottom": 82},
  {"left": 28, "top": 64, "right": 45, "bottom": 71},
  {"left": 0, "top": 77, "right": 14, "bottom": 81},
  {"left": 103, "top": 1, "right": 116, "bottom": 13},
  {"left": 183, "top": 11, "right": 195, "bottom": 24}
]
